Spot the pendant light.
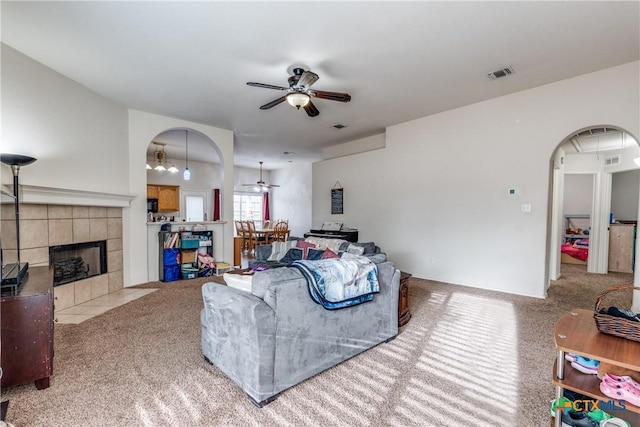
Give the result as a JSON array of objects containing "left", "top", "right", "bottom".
[{"left": 183, "top": 130, "right": 191, "bottom": 180}]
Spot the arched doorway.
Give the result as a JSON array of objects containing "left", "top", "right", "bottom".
[
  {"left": 548, "top": 126, "right": 640, "bottom": 290},
  {"left": 145, "top": 128, "right": 224, "bottom": 222}
]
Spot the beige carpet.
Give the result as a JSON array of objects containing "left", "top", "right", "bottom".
[{"left": 1, "top": 265, "right": 635, "bottom": 427}]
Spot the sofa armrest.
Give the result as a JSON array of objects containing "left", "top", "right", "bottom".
[{"left": 200, "top": 282, "right": 276, "bottom": 403}]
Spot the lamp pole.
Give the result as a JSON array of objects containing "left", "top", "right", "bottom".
[{"left": 1, "top": 154, "right": 37, "bottom": 268}]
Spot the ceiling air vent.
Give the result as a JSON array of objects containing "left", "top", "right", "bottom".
[
  {"left": 487, "top": 66, "right": 515, "bottom": 81},
  {"left": 604, "top": 155, "right": 621, "bottom": 166}
]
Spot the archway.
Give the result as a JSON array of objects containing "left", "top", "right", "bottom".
[
  {"left": 145, "top": 128, "right": 224, "bottom": 222},
  {"left": 547, "top": 126, "right": 640, "bottom": 306}
]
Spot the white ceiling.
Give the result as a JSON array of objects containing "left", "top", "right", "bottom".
[{"left": 2, "top": 1, "right": 639, "bottom": 170}]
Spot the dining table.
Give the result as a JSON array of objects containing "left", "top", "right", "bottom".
[{"left": 253, "top": 227, "right": 275, "bottom": 243}]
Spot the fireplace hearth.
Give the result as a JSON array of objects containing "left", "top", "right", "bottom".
[{"left": 49, "top": 241, "right": 107, "bottom": 286}]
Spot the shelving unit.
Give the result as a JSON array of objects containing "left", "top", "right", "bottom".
[
  {"left": 552, "top": 309, "right": 640, "bottom": 426},
  {"left": 159, "top": 230, "right": 213, "bottom": 281},
  {"left": 564, "top": 214, "right": 590, "bottom": 243}
]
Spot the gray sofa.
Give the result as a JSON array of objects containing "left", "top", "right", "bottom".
[
  {"left": 249, "top": 239, "right": 387, "bottom": 269},
  {"left": 200, "top": 260, "right": 400, "bottom": 406}
]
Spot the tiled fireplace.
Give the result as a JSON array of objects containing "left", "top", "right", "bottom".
[{"left": 0, "top": 204, "right": 123, "bottom": 312}]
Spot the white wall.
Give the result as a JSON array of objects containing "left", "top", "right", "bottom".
[
  {"left": 313, "top": 61, "right": 640, "bottom": 298},
  {"left": 271, "top": 162, "right": 312, "bottom": 239},
  {"left": 1, "top": 44, "right": 129, "bottom": 193},
  {"left": 563, "top": 175, "right": 593, "bottom": 217}
]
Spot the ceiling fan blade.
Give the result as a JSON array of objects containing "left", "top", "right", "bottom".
[
  {"left": 304, "top": 100, "right": 320, "bottom": 117},
  {"left": 295, "top": 71, "right": 319, "bottom": 89},
  {"left": 310, "top": 90, "right": 352, "bottom": 103},
  {"left": 247, "top": 82, "right": 289, "bottom": 91},
  {"left": 259, "top": 96, "right": 287, "bottom": 110}
]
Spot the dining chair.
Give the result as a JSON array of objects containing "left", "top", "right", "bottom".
[
  {"left": 271, "top": 220, "right": 289, "bottom": 243},
  {"left": 235, "top": 220, "right": 247, "bottom": 251},
  {"left": 247, "top": 220, "right": 267, "bottom": 252}
]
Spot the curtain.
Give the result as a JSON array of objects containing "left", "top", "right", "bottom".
[
  {"left": 262, "top": 192, "right": 270, "bottom": 223},
  {"left": 213, "top": 188, "right": 220, "bottom": 221}
]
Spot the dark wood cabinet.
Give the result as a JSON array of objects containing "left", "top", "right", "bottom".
[
  {"left": 398, "top": 271, "right": 412, "bottom": 327},
  {"left": 1, "top": 266, "right": 54, "bottom": 389}
]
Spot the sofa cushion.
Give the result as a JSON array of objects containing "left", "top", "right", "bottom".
[
  {"left": 307, "top": 248, "right": 325, "bottom": 261},
  {"left": 267, "top": 240, "right": 297, "bottom": 261},
  {"left": 321, "top": 248, "right": 340, "bottom": 259},
  {"left": 355, "top": 242, "right": 377, "bottom": 255},
  {"left": 296, "top": 240, "right": 317, "bottom": 259},
  {"left": 279, "top": 248, "right": 303, "bottom": 264},
  {"left": 346, "top": 244, "right": 365, "bottom": 255}
]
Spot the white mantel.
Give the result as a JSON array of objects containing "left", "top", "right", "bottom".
[{"left": 20, "top": 185, "right": 136, "bottom": 207}]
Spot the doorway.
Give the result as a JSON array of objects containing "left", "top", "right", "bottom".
[{"left": 548, "top": 126, "right": 640, "bottom": 287}]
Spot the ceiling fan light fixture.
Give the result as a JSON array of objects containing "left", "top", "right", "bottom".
[{"left": 286, "top": 92, "right": 310, "bottom": 109}]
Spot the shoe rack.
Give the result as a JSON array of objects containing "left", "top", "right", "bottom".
[{"left": 552, "top": 309, "right": 640, "bottom": 426}]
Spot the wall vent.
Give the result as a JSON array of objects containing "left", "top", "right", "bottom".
[
  {"left": 604, "top": 155, "right": 621, "bottom": 166},
  {"left": 487, "top": 66, "right": 515, "bottom": 81}
]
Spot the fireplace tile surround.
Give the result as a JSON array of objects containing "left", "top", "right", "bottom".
[{"left": 1, "top": 204, "right": 124, "bottom": 313}]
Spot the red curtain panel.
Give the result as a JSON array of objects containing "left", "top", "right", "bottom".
[{"left": 213, "top": 188, "right": 220, "bottom": 221}]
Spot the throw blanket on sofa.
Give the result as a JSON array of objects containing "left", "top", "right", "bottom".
[{"left": 291, "top": 257, "right": 379, "bottom": 309}]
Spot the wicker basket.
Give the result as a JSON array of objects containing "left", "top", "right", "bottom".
[{"left": 593, "top": 285, "right": 640, "bottom": 343}]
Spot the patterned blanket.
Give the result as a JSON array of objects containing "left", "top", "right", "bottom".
[{"left": 291, "top": 257, "right": 379, "bottom": 309}]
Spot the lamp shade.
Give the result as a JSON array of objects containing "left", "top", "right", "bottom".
[
  {"left": 1, "top": 154, "right": 37, "bottom": 167},
  {"left": 286, "top": 92, "right": 310, "bottom": 109}
]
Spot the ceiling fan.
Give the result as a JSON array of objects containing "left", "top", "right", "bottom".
[
  {"left": 243, "top": 161, "right": 280, "bottom": 191},
  {"left": 246, "top": 67, "right": 351, "bottom": 117}
]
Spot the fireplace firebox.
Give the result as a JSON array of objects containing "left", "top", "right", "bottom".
[{"left": 49, "top": 241, "right": 107, "bottom": 286}]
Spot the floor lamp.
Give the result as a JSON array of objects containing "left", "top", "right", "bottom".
[{"left": 1, "top": 153, "right": 37, "bottom": 287}]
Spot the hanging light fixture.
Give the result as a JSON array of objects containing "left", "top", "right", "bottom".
[
  {"left": 183, "top": 130, "right": 191, "bottom": 180},
  {"left": 286, "top": 92, "right": 310, "bottom": 109},
  {"left": 154, "top": 143, "right": 167, "bottom": 171}
]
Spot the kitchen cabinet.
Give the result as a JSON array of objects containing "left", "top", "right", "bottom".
[
  {"left": 147, "top": 185, "right": 159, "bottom": 199},
  {"left": 147, "top": 185, "right": 180, "bottom": 212}
]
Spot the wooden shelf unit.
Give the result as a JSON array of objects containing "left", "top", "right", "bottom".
[{"left": 552, "top": 309, "right": 640, "bottom": 426}]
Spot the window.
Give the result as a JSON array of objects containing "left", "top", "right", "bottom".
[
  {"left": 182, "top": 190, "right": 207, "bottom": 222},
  {"left": 234, "top": 193, "right": 262, "bottom": 222}
]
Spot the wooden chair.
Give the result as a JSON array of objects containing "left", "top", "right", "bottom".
[
  {"left": 271, "top": 220, "right": 289, "bottom": 243},
  {"left": 235, "top": 220, "right": 247, "bottom": 251},
  {"left": 246, "top": 220, "right": 267, "bottom": 252}
]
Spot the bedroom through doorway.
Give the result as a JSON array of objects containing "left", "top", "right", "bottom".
[{"left": 548, "top": 126, "right": 640, "bottom": 288}]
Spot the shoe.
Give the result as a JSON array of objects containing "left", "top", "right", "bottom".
[
  {"left": 571, "top": 356, "right": 600, "bottom": 375},
  {"left": 565, "top": 353, "right": 577, "bottom": 362},
  {"left": 600, "top": 418, "right": 631, "bottom": 427},
  {"left": 560, "top": 410, "right": 598, "bottom": 426},
  {"left": 604, "top": 372, "right": 640, "bottom": 391},
  {"left": 606, "top": 306, "right": 640, "bottom": 322},
  {"left": 586, "top": 408, "right": 611, "bottom": 423},
  {"left": 600, "top": 377, "right": 640, "bottom": 407}
]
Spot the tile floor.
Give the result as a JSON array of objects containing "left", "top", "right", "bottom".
[{"left": 55, "top": 288, "right": 159, "bottom": 324}]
